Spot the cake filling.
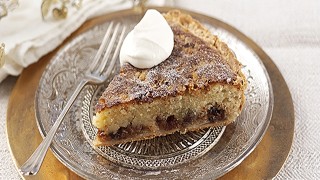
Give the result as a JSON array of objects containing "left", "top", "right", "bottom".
[
  {"left": 207, "top": 106, "right": 225, "bottom": 122},
  {"left": 97, "top": 105, "right": 226, "bottom": 141}
]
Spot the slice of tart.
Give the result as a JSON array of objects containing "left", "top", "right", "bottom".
[{"left": 92, "top": 10, "right": 247, "bottom": 146}]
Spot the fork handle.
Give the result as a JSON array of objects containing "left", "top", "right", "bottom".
[{"left": 19, "top": 79, "right": 89, "bottom": 176}]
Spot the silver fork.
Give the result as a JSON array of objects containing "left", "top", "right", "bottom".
[{"left": 19, "top": 22, "right": 127, "bottom": 176}]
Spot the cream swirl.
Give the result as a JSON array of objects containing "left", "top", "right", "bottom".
[{"left": 119, "top": 9, "right": 174, "bottom": 69}]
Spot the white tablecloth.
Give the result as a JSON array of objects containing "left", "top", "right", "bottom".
[{"left": 1, "top": 0, "right": 320, "bottom": 179}]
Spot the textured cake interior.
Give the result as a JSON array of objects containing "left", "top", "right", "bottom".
[
  {"left": 92, "top": 10, "right": 247, "bottom": 146},
  {"left": 93, "top": 84, "right": 243, "bottom": 146}
]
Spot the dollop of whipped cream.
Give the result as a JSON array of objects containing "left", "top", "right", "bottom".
[{"left": 119, "top": 9, "right": 174, "bottom": 69}]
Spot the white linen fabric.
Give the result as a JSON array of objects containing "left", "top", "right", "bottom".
[
  {"left": 0, "top": 76, "right": 19, "bottom": 179},
  {"left": 0, "top": 0, "right": 129, "bottom": 82},
  {"left": 1, "top": 0, "right": 320, "bottom": 179}
]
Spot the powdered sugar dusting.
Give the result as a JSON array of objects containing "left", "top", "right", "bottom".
[{"left": 96, "top": 24, "right": 237, "bottom": 111}]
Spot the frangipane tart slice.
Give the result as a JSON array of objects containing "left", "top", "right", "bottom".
[{"left": 92, "top": 10, "right": 247, "bottom": 146}]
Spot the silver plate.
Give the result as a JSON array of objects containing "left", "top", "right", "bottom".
[{"left": 35, "top": 8, "right": 273, "bottom": 179}]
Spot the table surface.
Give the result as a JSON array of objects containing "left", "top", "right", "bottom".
[{"left": 1, "top": 0, "right": 320, "bottom": 179}]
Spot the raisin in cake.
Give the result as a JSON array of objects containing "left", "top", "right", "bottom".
[{"left": 92, "top": 10, "right": 247, "bottom": 146}]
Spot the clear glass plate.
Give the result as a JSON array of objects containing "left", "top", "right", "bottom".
[{"left": 35, "top": 8, "right": 273, "bottom": 179}]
